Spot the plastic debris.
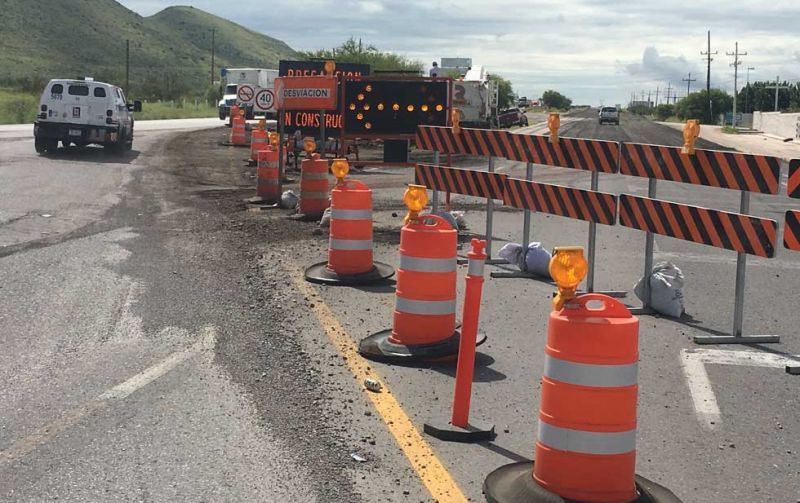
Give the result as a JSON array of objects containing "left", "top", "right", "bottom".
[
  {"left": 350, "top": 453, "right": 367, "bottom": 463},
  {"left": 363, "top": 378, "right": 382, "bottom": 393}
]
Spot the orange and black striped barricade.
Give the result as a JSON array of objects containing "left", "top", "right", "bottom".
[
  {"left": 484, "top": 293, "right": 680, "bottom": 503},
  {"left": 304, "top": 159, "right": 393, "bottom": 286},
  {"left": 788, "top": 159, "right": 800, "bottom": 199},
  {"left": 415, "top": 163, "right": 507, "bottom": 261},
  {"left": 249, "top": 128, "right": 269, "bottom": 163},
  {"left": 297, "top": 153, "right": 330, "bottom": 220},
  {"left": 501, "top": 177, "right": 625, "bottom": 297},
  {"left": 416, "top": 124, "right": 622, "bottom": 294},
  {"left": 785, "top": 210, "right": 800, "bottom": 252},
  {"left": 619, "top": 134, "right": 783, "bottom": 344},
  {"left": 360, "top": 214, "right": 485, "bottom": 363}
]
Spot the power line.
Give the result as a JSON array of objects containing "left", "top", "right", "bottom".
[
  {"left": 726, "top": 41, "right": 747, "bottom": 127},
  {"left": 682, "top": 72, "right": 697, "bottom": 95},
  {"left": 700, "top": 30, "right": 717, "bottom": 122},
  {"left": 766, "top": 76, "right": 790, "bottom": 112}
]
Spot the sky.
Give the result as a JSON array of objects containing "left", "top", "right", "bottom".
[{"left": 118, "top": 0, "right": 800, "bottom": 106}]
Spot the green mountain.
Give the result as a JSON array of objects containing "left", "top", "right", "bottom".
[{"left": 0, "top": 0, "right": 299, "bottom": 98}]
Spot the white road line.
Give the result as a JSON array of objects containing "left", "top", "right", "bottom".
[
  {"left": 0, "top": 326, "right": 217, "bottom": 464},
  {"left": 680, "top": 350, "right": 722, "bottom": 430},
  {"left": 681, "top": 348, "right": 799, "bottom": 430}
]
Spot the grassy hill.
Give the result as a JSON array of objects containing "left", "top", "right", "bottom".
[{"left": 0, "top": 0, "right": 298, "bottom": 99}]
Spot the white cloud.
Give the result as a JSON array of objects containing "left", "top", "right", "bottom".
[{"left": 117, "top": 0, "right": 800, "bottom": 105}]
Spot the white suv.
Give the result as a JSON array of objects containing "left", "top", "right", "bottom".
[{"left": 34, "top": 78, "right": 142, "bottom": 154}]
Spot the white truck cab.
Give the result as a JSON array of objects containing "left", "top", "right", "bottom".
[
  {"left": 218, "top": 83, "right": 238, "bottom": 120},
  {"left": 34, "top": 78, "right": 142, "bottom": 154}
]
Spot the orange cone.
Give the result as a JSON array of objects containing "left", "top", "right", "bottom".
[
  {"left": 483, "top": 292, "right": 681, "bottom": 503},
  {"left": 304, "top": 160, "right": 393, "bottom": 286},
  {"left": 298, "top": 153, "right": 330, "bottom": 218},
  {"left": 230, "top": 115, "right": 247, "bottom": 146},
  {"left": 359, "top": 213, "right": 485, "bottom": 363}
]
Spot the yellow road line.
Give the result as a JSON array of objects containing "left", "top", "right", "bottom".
[{"left": 287, "top": 264, "right": 468, "bottom": 503}]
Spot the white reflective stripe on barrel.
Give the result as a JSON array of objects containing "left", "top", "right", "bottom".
[
  {"left": 467, "top": 258, "right": 485, "bottom": 277},
  {"left": 302, "top": 172, "right": 329, "bottom": 180},
  {"left": 537, "top": 421, "right": 636, "bottom": 455},
  {"left": 329, "top": 238, "right": 373, "bottom": 251},
  {"left": 395, "top": 297, "right": 456, "bottom": 315},
  {"left": 399, "top": 255, "right": 457, "bottom": 273},
  {"left": 331, "top": 208, "right": 372, "bottom": 220},
  {"left": 303, "top": 192, "right": 329, "bottom": 199},
  {"left": 544, "top": 355, "right": 638, "bottom": 388}
]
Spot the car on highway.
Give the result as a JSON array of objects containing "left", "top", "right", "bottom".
[
  {"left": 34, "top": 78, "right": 141, "bottom": 154},
  {"left": 497, "top": 107, "right": 529, "bottom": 128},
  {"left": 598, "top": 106, "right": 620, "bottom": 125}
]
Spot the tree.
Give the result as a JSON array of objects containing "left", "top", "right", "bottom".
[
  {"left": 488, "top": 74, "right": 514, "bottom": 109},
  {"left": 541, "top": 90, "right": 572, "bottom": 110},
  {"left": 301, "top": 37, "right": 422, "bottom": 73},
  {"left": 675, "top": 89, "right": 732, "bottom": 123},
  {"left": 737, "top": 81, "right": 800, "bottom": 112},
  {"left": 654, "top": 104, "right": 675, "bottom": 121}
]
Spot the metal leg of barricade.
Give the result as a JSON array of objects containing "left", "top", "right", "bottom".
[
  {"left": 630, "top": 178, "right": 657, "bottom": 315},
  {"left": 694, "top": 190, "right": 780, "bottom": 344},
  {"left": 431, "top": 151, "right": 440, "bottom": 213},
  {"left": 278, "top": 112, "right": 285, "bottom": 184},
  {"left": 585, "top": 171, "right": 627, "bottom": 298},
  {"left": 483, "top": 156, "right": 506, "bottom": 265},
  {"left": 521, "top": 162, "right": 533, "bottom": 247}
]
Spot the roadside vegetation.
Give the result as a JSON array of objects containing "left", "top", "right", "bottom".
[{"left": 541, "top": 90, "right": 573, "bottom": 111}]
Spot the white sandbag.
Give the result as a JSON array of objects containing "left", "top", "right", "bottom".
[
  {"left": 319, "top": 207, "right": 331, "bottom": 227},
  {"left": 281, "top": 190, "right": 299, "bottom": 209},
  {"left": 523, "top": 242, "right": 552, "bottom": 278},
  {"left": 498, "top": 243, "right": 525, "bottom": 269},
  {"left": 634, "top": 261, "right": 685, "bottom": 317}
]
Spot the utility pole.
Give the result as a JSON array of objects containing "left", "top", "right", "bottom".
[
  {"left": 682, "top": 72, "right": 697, "bottom": 96},
  {"left": 125, "top": 39, "right": 130, "bottom": 95},
  {"left": 701, "top": 30, "right": 717, "bottom": 122},
  {"left": 665, "top": 82, "right": 673, "bottom": 106},
  {"left": 647, "top": 90, "right": 652, "bottom": 109},
  {"left": 766, "top": 76, "right": 790, "bottom": 112},
  {"left": 654, "top": 86, "right": 660, "bottom": 107},
  {"left": 727, "top": 42, "right": 747, "bottom": 128},
  {"left": 745, "top": 66, "right": 755, "bottom": 114},
  {"left": 210, "top": 28, "right": 216, "bottom": 87}
]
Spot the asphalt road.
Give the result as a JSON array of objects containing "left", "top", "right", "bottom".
[{"left": 2, "top": 113, "right": 799, "bottom": 502}]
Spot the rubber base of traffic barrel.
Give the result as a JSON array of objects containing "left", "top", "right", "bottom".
[
  {"left": 483, "top": 461, "right": 682, "bottom": 503},
  {"left": 220, "top": 141, "right": 249, "bottom": 147},
  {"left": 423, "top": 416, "right": 495, "bottom": 443},
  {"left": 288, "top": 213, "right": 326, "bottom": 222},
  {"left": 304, "top": 261, "right": 395, "bottom": 286},
  {"left": 358, "top": 329, "right": 487, "bottom": 364}
]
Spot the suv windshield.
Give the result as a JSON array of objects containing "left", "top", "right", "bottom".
[{"left": 602, "top": 107, "right": 617, "bottom": 113}]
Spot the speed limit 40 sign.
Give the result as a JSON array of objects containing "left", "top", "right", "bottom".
[{"left": 254, "top": 88, "right": 275, "bottom": 112}]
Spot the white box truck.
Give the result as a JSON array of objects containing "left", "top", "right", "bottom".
[
  {"left": 452, "top": 66, "right": 498, "bottom": 128},
  {"left": 219, "top": 68, "right": 279, "bottom": 120}
]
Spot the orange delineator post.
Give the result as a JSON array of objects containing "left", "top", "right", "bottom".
[
  {"left": 256, "top": 147, "right": 280, "bottom": 203},
  {"left": 230, "top": 115, "right": 247, "bottom": 146},
  {"left": 451, "top": 238, "right": 487, "bottom": 427},
  {"left": 250, "top": 129, "right": 269, "bottom": 161},
  {"left": 328, "top": 180, "right": 373, "bottom": 275},
  {"left": 299, "top": 153, "right": 330, "bottom": 218}
]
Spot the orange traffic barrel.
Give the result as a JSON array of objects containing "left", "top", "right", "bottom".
[
  {"left": 256, "top": 147, "right": 280, "bottom": 204},
  {"left": 304, "top": 178, "right": 393, "bottom": 286},
  {"left": 298, "top": 153, "right": 330, "bottom": 218},
  {"left": 228, "top": 105, "right": 240, "bottom": 127},
  {"left": 230, "top": 116, "right": 247, "bottom": 146},
  {"left": 359, "top": 214, "right": 485, "bottom": 363},
  {"left": 483, "top": 294, "right": 682, "bottom": 503},
  {"left": 250, "top": 128, "right": 269, "bottom": 161}
]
